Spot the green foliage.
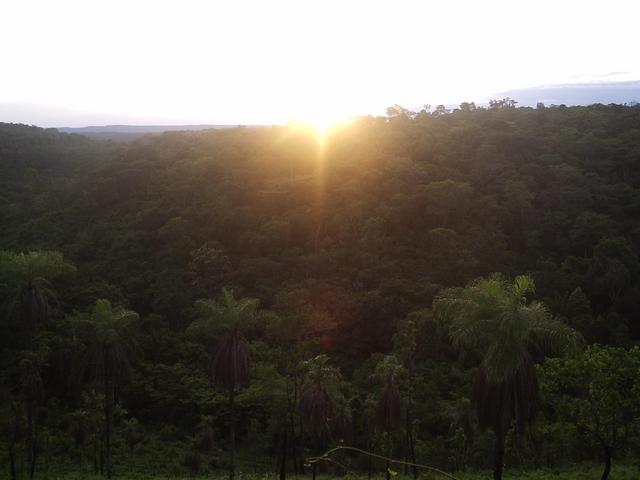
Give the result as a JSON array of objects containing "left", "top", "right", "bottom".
[
  {"left": 0, "top": 250, "right": 75, "bottom": 332},
  {"left": 2, "top": 105, "right": 640, "bottom": 478},
  {"left": 187, "top": 289, "right": 260, "bottom": 347},
  {"left": 540, "top": 345, "right": 640, "bottom": 478},
  {"left": 435, "top": 274, "right": 580, "bottom": 383}
]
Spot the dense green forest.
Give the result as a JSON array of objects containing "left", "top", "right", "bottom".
[{"left": 2, "top": 103, "right": 640, "bottom": 480}]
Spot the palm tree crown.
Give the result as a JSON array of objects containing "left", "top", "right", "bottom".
[
  {"left": 188, "top": 288, "right": 259, "bottom": 387},
  {"left": 0, "top": 250, "right": 75, "bottom": 329},
  {"left": 436, "top": 274, "right": 580, "bottom": 384},
  {"left": 78, "top": 299, "right": 139, "bottom": 382}
]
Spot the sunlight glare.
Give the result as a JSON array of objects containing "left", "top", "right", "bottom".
[{"left": 291, "top": 111, "right": 352, "bottom": 139}]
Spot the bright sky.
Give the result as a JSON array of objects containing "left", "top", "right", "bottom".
[{"left": 1, "top": 0, "right": 639, "bottom": 126}]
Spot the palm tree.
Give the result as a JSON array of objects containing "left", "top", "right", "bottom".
[
  {"left": 19, "top": 354, "right": 45, "bottom": 480},
  {"left": 187, "top": 288, "right": 259, "bottom": 480},
  {"left": 434, "top": 274, "right": 580, "bottom": 480},
  {"left": 373, "top": 355, "right": 403, "bottom": 480},
  {"left": 76, "top": 299, "right": 139, "bottom": 478},
  {"left": 67, "top": 409, "right": 89, "bottom": 476},
  {"left": 299, "top": 355, "right": 342, "bottom": 480},
  {"left": 373, "top": 356, "right": 403, "bottom": 433},
  {"left": 6, "top": 402, "right": 25, "bottom": 480},
  {"left": 0, "top": 250, "right": 75, "bottom": 330}
]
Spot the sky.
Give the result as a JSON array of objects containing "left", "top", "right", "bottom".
[{"left": 1, "top": 0, "right": 639, "bottom": 127}]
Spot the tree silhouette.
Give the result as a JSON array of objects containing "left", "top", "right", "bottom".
[
  {"left": 0, "top": 251, "right": 75, "bottom": 331},
  {"left": 19, "top": 354, "right": 45, "bottom": 480},
  {"left": 187, "top": 288, "right": 259, "bottom": 480},
  {"left": 299, "top": 355, "right": 342, "bottom": 480},
  {"left": 76, "top": 299, "right": 139, "bottom": 478},
  {"left": 373, "top": 355, "right": 403, "bottom": 480},
  {"left": 67, "top": 409, "right": 89, "bottom": 475},
  {"left": 435, "top": 274, "right": 580, "bottom": 480},
  {"left": 5, "top": 402, "right": 25, "bottom": 480}
]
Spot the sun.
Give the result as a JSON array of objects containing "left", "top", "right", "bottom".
[{"left": 289, "top": 111, "right": 352, "bottom": 138}]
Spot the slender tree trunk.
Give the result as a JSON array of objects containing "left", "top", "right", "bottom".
[
  {"left": 367, "top": 437, "right": 373, "bottom": 480},
  {"left": 104, "top": 354, "right": 113, "bottom": 478},
  {"left": 30, "top": 416, "right": 38, "bottom": 480},
  {"left": 93, "top": 432, "right": 99, "bottom": 474},
  {"left": 20, "top": 438, "right": 25, "bottom": 480},
  {"left": 26, "top": 401, "right": 34, "bottom": 480},
  {"left": 406, "top": 393, "right": 417, "bottom": 480},
  {"left": 100, "top": 440, "right": 104, "bottom": 475},
  {"left": 229, "top": 384, "right": 236, "bottom": 480},
  {"left": 287, "top": 375, "right": 299, "bottom": 477},
  {"left": 601, "top": 446, "right": 612, "bottom": 480},
  {"left": 298, "top": 400, "right": 305, "bottom": 476},
  {"left": 312, "top": 462, "right": 317, "bottom": 480},
  {"left": 279, "top": 430, "right": 287, "bottom": 480},
  {"left": 42, "top": 433, "right": 49, "bottom": 480},
  {"left": 80, "top": 444, "right": 85, "bottom": 480},
  {"left": 9, "top": 441, "right": 17, "bottom": 480},
  {"left": 493, "top": 420, "right": 506, "bottom": 480},
  {"left": 386, "top": 434, "right": 392, "bottom": 480},
  {"left": 29, "top": 435, "right": 37, "bottom": 480}
]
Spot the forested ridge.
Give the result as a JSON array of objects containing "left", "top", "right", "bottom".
[{"left": 2, "top": 103, "right": 640, "bottom": 480}]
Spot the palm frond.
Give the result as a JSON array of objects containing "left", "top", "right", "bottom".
[
  {"left": 210, "top": 329, "right": 251, "bottom": 388},
  {"left": 527, "top": 315, "right": 583, "bottom": 355},
  {"left": 374, "top": 382, "right": 402, "bottom": 433},
  {"left": 450, "top": 318, "right": 494, "bottom": 351}
]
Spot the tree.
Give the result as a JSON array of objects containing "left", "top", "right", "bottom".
[
  {"left": 433, "top": 104, "right": 449, "bottom": 116},
  {"left": 187, "top": 288, "right": 259, "bottom": 480},
  {"left": 187, "top": 242, "right": 232, "bottom": 298},
  {"left": 392, "top": 316, "right": 423, "bottom": 479},
  {"left": 372, "top": 355, "right": 404, "bottom": 480},
  {"left": 434, "top": 274, "right": 580, "bottom": 480},
  {"left": 0, "top": 251, "right": 75, "bottom": 331},
  {"left": 76, "top": 299, "right": 139, "bottom": 478},
  {"left": 588, "top": 236, "right": 639, "bottom": 306},
  {"left": 299, "top": 355, "right": 342, "bottom": 480},
  {"left": 19, "top": 353, "right": 45, "bottom": 480},
  {"left": 5, "top": 402, "right": 25, "bottom": 480},
  {"left": 67, "top": 408, "right": 91, "bottom": 475},
  {"left": 459, "top": 102, "right": 477, "bottom": 112},
  {"left": 489, "top": 98, "right": 517, "bottom": 109},
  {"left": 386, "top": 105, "right": 415, "bottom": 119},
  {"left": 541, "top": 345, "right": 640, "bottom": 480}
]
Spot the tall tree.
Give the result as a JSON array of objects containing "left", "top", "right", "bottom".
[
  {"left": 434, "top": 274, "right": 580, "bottom": 480},
  {"left": 187, "top": 288, "right": 258, "bottom": 480},
  {"left": 373, "top": 355, "right": 404, "bottom": 480},
  {"left": 299, "top": 355, "right": 342, "bottom": 480},
  {"left": 0, "top": 251, "right": 75, "bottom": 331},
  {"left": 76, "top": 299, "right": 139, "bottom": 478},
  {"left": 19, "top": 354, "right": 45, "bottom": 480}
]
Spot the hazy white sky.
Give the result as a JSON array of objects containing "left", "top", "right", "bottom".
[{"left": 1, "top": 0, "right": 639, "bottom": 126}]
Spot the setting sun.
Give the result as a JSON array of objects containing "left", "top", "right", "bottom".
[{"left": 288, "top": 110, "right": 353, "bottom": 138}]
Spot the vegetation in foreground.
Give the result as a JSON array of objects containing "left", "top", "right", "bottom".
[
  {"left": 14, "top": 464, "right": 640, "bottom": 480},
  {"left": 2, "top": 103, "right": 640, "bottom": 480}
]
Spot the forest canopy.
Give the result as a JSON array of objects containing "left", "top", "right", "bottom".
[{"left": 1, "top": 103, "right": 640, "bottom": 480}]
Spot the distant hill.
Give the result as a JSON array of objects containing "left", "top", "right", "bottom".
[
  {"left": 57, "top": 124, "right": 248, "bottom": 134},
  {"left": 56, "top": 124, "right": 266, "bottom": 141},
  {"left": 498, "top": 80, "right": 640, "bottom": 107}
]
